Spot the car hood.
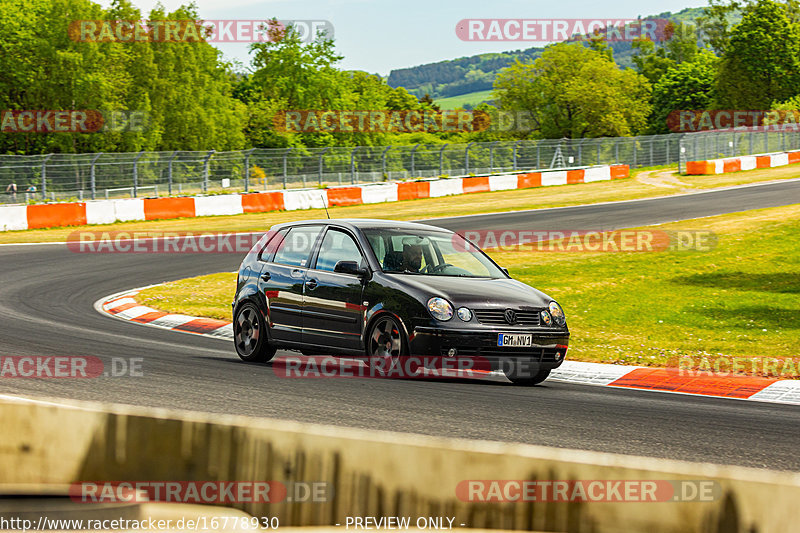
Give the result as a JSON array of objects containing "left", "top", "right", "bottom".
[{"left": 390, "top": 275, "right": 553, "bottom": 309}]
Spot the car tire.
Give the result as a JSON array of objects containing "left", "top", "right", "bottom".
[
  {"left": 366, "top": 315, "right": 409, "bottom": 377},
  {"left": 234, "top": 302, "right": 277, "bottom": 363},
  {"left": 505, "top": 366, "right": 551, "bottom": 386}
]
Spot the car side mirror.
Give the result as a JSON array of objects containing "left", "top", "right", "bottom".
[{"left": 334, "top": 260, "right": 368, "bottom": 277}]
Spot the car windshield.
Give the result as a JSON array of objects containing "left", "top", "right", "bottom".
[{"left": 363, "top": 227, "right": 504, "bottom": 278}]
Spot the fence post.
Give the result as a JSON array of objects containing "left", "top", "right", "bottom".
[
  {"left": 410, "top": 144, "right": 421, "bottom": 178},
  {"left": 615, "top": 139, "right": 620, "bottom": 164},
  {"left": 381, "top": 146, "right": 391, "bottom": 180},
  {"left": 41, "top": 154, "right": 52, "bottom": 200},
  {"left": 168, "top": 151, "right": 178, "bottom": 196},
  {"left": 133, "top": 151, "right": 145, "bottom": 198},
  {"left": 283, "top": 147, "right": 292, "bottom": 189},
  {"left": 489, "top": 141, "right": 496, "bottom": 173},
  {"left": 666, "top": 138, "right": 670, "bottom": 166},
  {"left": 513, "top": 140, "right": 523, "bottom": 171},
  {"left": 318, "top": 147, "right": 329, "bottom": 186},
  {"left": 202, "top": 150, "right": 214, "bottom": 193},
  {"left": 244, "top": 148, "right": 254, "bottom": 193},
  {"left": 90, "top": 153, "right": 102, "bottom": 200},
  {"left": 438, "top": 144, "right": 448, "bottom": 176},
  {"left": 597, "top": 138, "right": 601, "bottom": 165},
  {"left": 465, "top": 142, "right": 476, "bottom": 174},
  {"left": 350, "top": 147, "right": 360, "bottom": 184}
]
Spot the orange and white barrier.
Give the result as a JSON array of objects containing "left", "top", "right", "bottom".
[
  {"left": 685, "top": 150, "right": 800, "bottom": 175},
  {"left": 0, "top": 164, "right": 629, "bottom": 231}
]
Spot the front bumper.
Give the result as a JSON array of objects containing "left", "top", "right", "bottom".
[{"left": 408, "top": 326, "right": 570, "bottom": 372}]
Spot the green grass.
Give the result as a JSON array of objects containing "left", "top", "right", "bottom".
[
  {"left": 3, "top": 163, "right": 799, "bottom": 244},
  {"left": 136, "top": 204, "right": 800, "bottom": 369},
  {"left": 435, "top": 90, "right": 494, "bottom": 110},
  {"left": 138, "top": 273, "right": 236, "bottom": 321}
]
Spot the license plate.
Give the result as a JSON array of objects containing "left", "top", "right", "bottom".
[{"left": 497, "top": 334, "right": 533, "bottom": 347}]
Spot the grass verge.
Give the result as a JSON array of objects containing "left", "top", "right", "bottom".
[
  {"left": 1, "top": 164, "right": 798, "bottom": 244},
  {"left": 136, "top": 204, "right": 799, "bottom": 370}
]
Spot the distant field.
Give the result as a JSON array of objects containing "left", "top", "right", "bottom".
[{"left": 435, "top": 90, "right": 494, "bottom": 110}]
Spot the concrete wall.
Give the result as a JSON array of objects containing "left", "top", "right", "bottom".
[{"left": 2, "top": 397, "right": 798, "bottom": 532}]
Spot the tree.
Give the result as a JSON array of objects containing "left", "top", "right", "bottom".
[
  {"left": 631, "top": 22, "right": 700, "bottom": 86},
  {"left": 649, "top": 51, "right": 719, "bottom": 134},
  {"left": 493, "top": 43, "right": 651, "bottom": 139},
  {"left": 698, "top": 0, "right": 800, "bottom": 55},
  {"left": 716, "top": 0, "right": 800, "bottom": 109}
]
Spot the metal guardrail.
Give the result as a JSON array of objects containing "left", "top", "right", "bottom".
[
  {"left": 0, "top": 136, "right": 682, "bottom": 205},
  {"left": 677, "top": 128, "right": 800, "bottom": 172}
]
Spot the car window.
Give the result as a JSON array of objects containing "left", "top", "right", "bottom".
[
  {"left": 272, "top": 226, "right": 323, "bottom": 267},
  {"left": 314, "top": 229, "right": 364, "bottom": 272},
  {"left": 258, "top": 228, "right": 289, "bottom": 261},
  {"left": 363, "top": 228, "right": 503, "bottom": 278}
]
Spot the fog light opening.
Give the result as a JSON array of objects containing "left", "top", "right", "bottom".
[{"left": 447, "top": 348, "right": 458, "bottom": 358}]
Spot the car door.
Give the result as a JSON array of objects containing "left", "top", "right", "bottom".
[
  {"left": 259, "top": 225, "right": 323, "bottom": 343},
  {"left": 302, "top": 227, "right": 367, "bottom": 351}
]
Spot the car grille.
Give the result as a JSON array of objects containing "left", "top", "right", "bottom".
[{"left": 473, "top": 309, "right": 541, "bottom": 327}]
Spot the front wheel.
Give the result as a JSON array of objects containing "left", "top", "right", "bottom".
[
  {"left": 366, "top": 315, "right": 409, "bottom": 376},
  {"left": 504, "top": 365, "right": 551, "bottom": 386},
  {"left": 234, "top": 302, "right": 277, "bottom": 362}
]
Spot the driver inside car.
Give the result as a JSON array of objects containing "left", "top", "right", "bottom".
[{"left": 402, "top": 243, "right": 424, "bottom": 272}]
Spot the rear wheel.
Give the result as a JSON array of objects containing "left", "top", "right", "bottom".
[{"left": 234, "top": 302, "right": 277, "bottom": 362}]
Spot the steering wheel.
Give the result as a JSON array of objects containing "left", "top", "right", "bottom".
[{"left": 424, "top": 263, "right": 454, "bottom": 274}]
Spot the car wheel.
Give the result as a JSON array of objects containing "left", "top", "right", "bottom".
[
  {"left": 505, "top": 366, "right": 551, "bottom": 386},
  {"left": 234, "top": 302, "right": 277, "bottom": 363},
  {"left": 366, "top": 315, "right": 407, "bottom": 376}
]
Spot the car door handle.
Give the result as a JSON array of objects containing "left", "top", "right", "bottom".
[
  {"left": 305, "top": 279, "right": 318, "bottom": 290},
  {"left": 261, "top": 272, "right": 271, "bottom": 281}
]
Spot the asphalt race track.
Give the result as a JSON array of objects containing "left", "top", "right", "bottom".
[{"left": 1, "top": 179, "right": 799, "bottom": 470}]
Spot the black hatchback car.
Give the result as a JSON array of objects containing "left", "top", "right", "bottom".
[{"left": 232, "top": 219, "right": 569, "bottom": 385}]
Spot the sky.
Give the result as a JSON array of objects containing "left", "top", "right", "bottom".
[{"left": 99, "top": 0, "right": 710, "bottom": 76}]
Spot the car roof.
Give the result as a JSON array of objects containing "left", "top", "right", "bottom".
[{"left": 269, "top": 218, "right": 452, "bottom": 233}]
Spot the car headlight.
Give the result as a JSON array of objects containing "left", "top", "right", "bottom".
[
  {"left": 428, "top": 297, "right": 454, "bottom": 321},
  {"left": 456, "top": 307, "right": 472, "bottom": 321},
  {"left": 540, "top": 310, "right": 552, "bottom": 326},
  {"left": 549, "top": 301, "right": 566, "bottom": 326}
]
